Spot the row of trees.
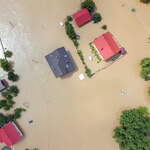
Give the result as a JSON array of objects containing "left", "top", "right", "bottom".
[
  {"left": 113, "top": 107, "right": 150, "bottom": 150},
  {"left": 139, "top": 57, "right": 150, "bottom": 96},
  {"left": 0, "top": 42, "right": 25, "bottom": 129},
  {"left": 65, "top": 18, "right": 92, "bottom": 77},
  {"left": 77, "top": 50, "right": 91, "bottom": 77}
]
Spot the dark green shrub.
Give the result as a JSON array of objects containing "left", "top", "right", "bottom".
[
  {"left": 0, "top": 59, "right": 10, "bottom": 72},
  {"left": 13, "top": 108, "right": 26, "bottom": 119},
  {"left": 3, "top": 105, "right": 11, "bottom": 111},
  {"left": 1, "top": 92, "right": 7, "bottom": 98},
  {"left": 4, "top": 50, "right": 11, "bottom": 58},
  {"left": 0, "top": 100, "right": 7, "bottom": 108},
  {"left": 7, "top": 100, "right": 15, "bottom": 107},
  {"left": 81, "top": 0, "right": 95, "bottom": 13},
  {"left": 140, "top": 0, "right": 150, "bottom": 3},
  {"left": 7, "top": 114, "right": 14, "bottom": 122},
  {"left": 65, "top": 21, "right": 76, "bottom": 40},
  {"left": 144, "top": 76, "right": 150, "bottom": 81},
  {"left": 101, "top": 25, "right": 107, "bottom": 30},
  {"left": 7, "top": 85, "right": 19, "bottom": 97},
  {"left": 0, "top": 113, "right": 7, "bottom": 128},
  {"left": 8, "top": 71, "right": 19, "bottom": 82},
  {"left": 67, "top": 16, "right": 72, "bottom": 21},
  {"left": 92, "top": 13, "right": 102, "bottom": 23}
]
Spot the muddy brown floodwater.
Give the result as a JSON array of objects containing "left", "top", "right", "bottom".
[{"left": 0, "top": 0, "right": 150, "bottom": 149}]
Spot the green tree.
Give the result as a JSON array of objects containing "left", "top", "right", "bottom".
[
  {"left": 113, "top": 107, "right": 150, "bottom": 150},
  {"left": 65, "top": 21, "right": 76, "bottom": 40},
  {"left": 0, "top": 113, "right": 7, "bottom": 128},
  {"left": 6, "top": 85, "right": 19, "bottom": 97},
  {"left": 4, "top": 50, "right": 11, "bottom": 58},
  {"left": 140, "top": 0, "right": 150, "bottom": 3},
  {"left": 148, "top": 87, "right": 150, "bottom": 96},
  {"left": 0, "top": 100, "right": 7, "bottom": 108},
  {"left": 1, "top": 92, "right": 7, "bottom": 98},
  {"left": 7, "top": 114, "right": 14, "bottom": 122},
  {"left": 81, "top": 0, "right": 95, "bottom": 13},
  {"left": 3, "top": 105, "right": 11, "bottom": 111},
  {"left": 139, "top": 57, "right": 150, "bottom": 78},
  {"left": 8, "top": 71, "right": 19, "bottom": 82},
  {"left": 92, "top": 13, "right": 102, "bottom": 23},
  {"left": 13, "top": 108, "right": 26, "bottom": 119},
  {"left": 0, "top": 58, "right": 10, "bottom": 72},
  {"left": 67, "top": 15, "right": 72, "bottom": 21}
]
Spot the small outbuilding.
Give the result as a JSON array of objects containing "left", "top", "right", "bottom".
[
  {"left": 45, "top": 47, "right": 75, "bottom": 78},
  {"left": 93, "top": 32, "right": 120, "bottom": 61},
  {"left": 0, "top": 122, "right": 23, "bottom": 147},
  {"left": 72, "top": 8, "right": 91, "bottom": 27}
]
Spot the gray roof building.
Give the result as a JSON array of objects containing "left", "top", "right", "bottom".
[{"left": 45, "top": 47, "right": 75, "bottom": 78}]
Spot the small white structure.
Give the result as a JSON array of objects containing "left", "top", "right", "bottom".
[
  {"left": 60, "top": 22, "right": 64, "bottom": 27},
  {"left": 78, "top": 74, "right": 85, "bottom": 80},
  {"left": 89, "top": 56, "right": 93, "bottom": 61}
]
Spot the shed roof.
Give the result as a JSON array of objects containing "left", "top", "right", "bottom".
[
  {"left": 45, "top": 47, "right": 75, "bottom": 78},
  {"left": 72, "top": 8, "right": 91, "bottom": 27},
  {"left": 93, "top": 32, "right": 120, "bottom": 60},
  {"left": 0, "top": 122, "right": 22, "bottom": 147}
]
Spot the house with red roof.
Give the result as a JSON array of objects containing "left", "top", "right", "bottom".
[
  {"left": 72, "top": 8, "right": 91, "bottom": 27},
  {"left": 93, "top": 32, "right": 120, "bottom": 61},
  {"left": 0, "top": 122, "right": 23, "bottom": 147}
]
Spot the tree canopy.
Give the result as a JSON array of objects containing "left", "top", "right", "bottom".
[
  {"left": 81, "top": 0, "right": 95, "bottom": 13},
  {"left": 92, "top": 13, "right": 102, "bottom": 23},
  {"left": 113, "top": 107, "right": 150, "bottom": 150},
  {"left": 0, "top": 58, "right": 10, "bottom": 72},
  {"left": 140, "top": 0, "right": 150, "bottom": 3},
  {"left": 139, "top": 57, "right": 150, "bottom": 78}
]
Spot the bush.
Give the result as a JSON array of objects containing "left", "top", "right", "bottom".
[
  {"left": 4, "top": 50, "right": 11, "bottom": 58},
  {"left": 0, "top": 59, "right": 10, "bottom": 72},
  {"left": 67, "top": 16, "right": 72, "bottom": 21},
  {"left": 101, "top": 25, "right": 107, "bottom": 30},
  {"left": 8, "top": 70, "right": 18, "bottom": 82},
  {"left": 140, "top": 0, "right": 150, "bottom": 3},
  {"left": 92, "top": 13, "right": 102, "bottom": 23},
  {"left": 81, "top": 0, "right": 95, "bottom": 13}
]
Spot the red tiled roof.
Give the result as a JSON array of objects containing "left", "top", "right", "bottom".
[
  {"left": 93, "top": 32, "right": 120, "bottom": 60},
  {"left": 0, "top": 122, "right": 22, "bottom": 147},
  {"left": 72, "top": 8, "right": 91, "bottom": 27}
]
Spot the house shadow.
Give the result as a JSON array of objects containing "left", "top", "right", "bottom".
[
  {"left": 1, "top": 79, "right": 9, "bottom": 89},
  {"left": 105, "top": 52, "right": 121, "bottom": 62},
  {"left": 60, "top": 51, "right": 78, "bottom": 80}
]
